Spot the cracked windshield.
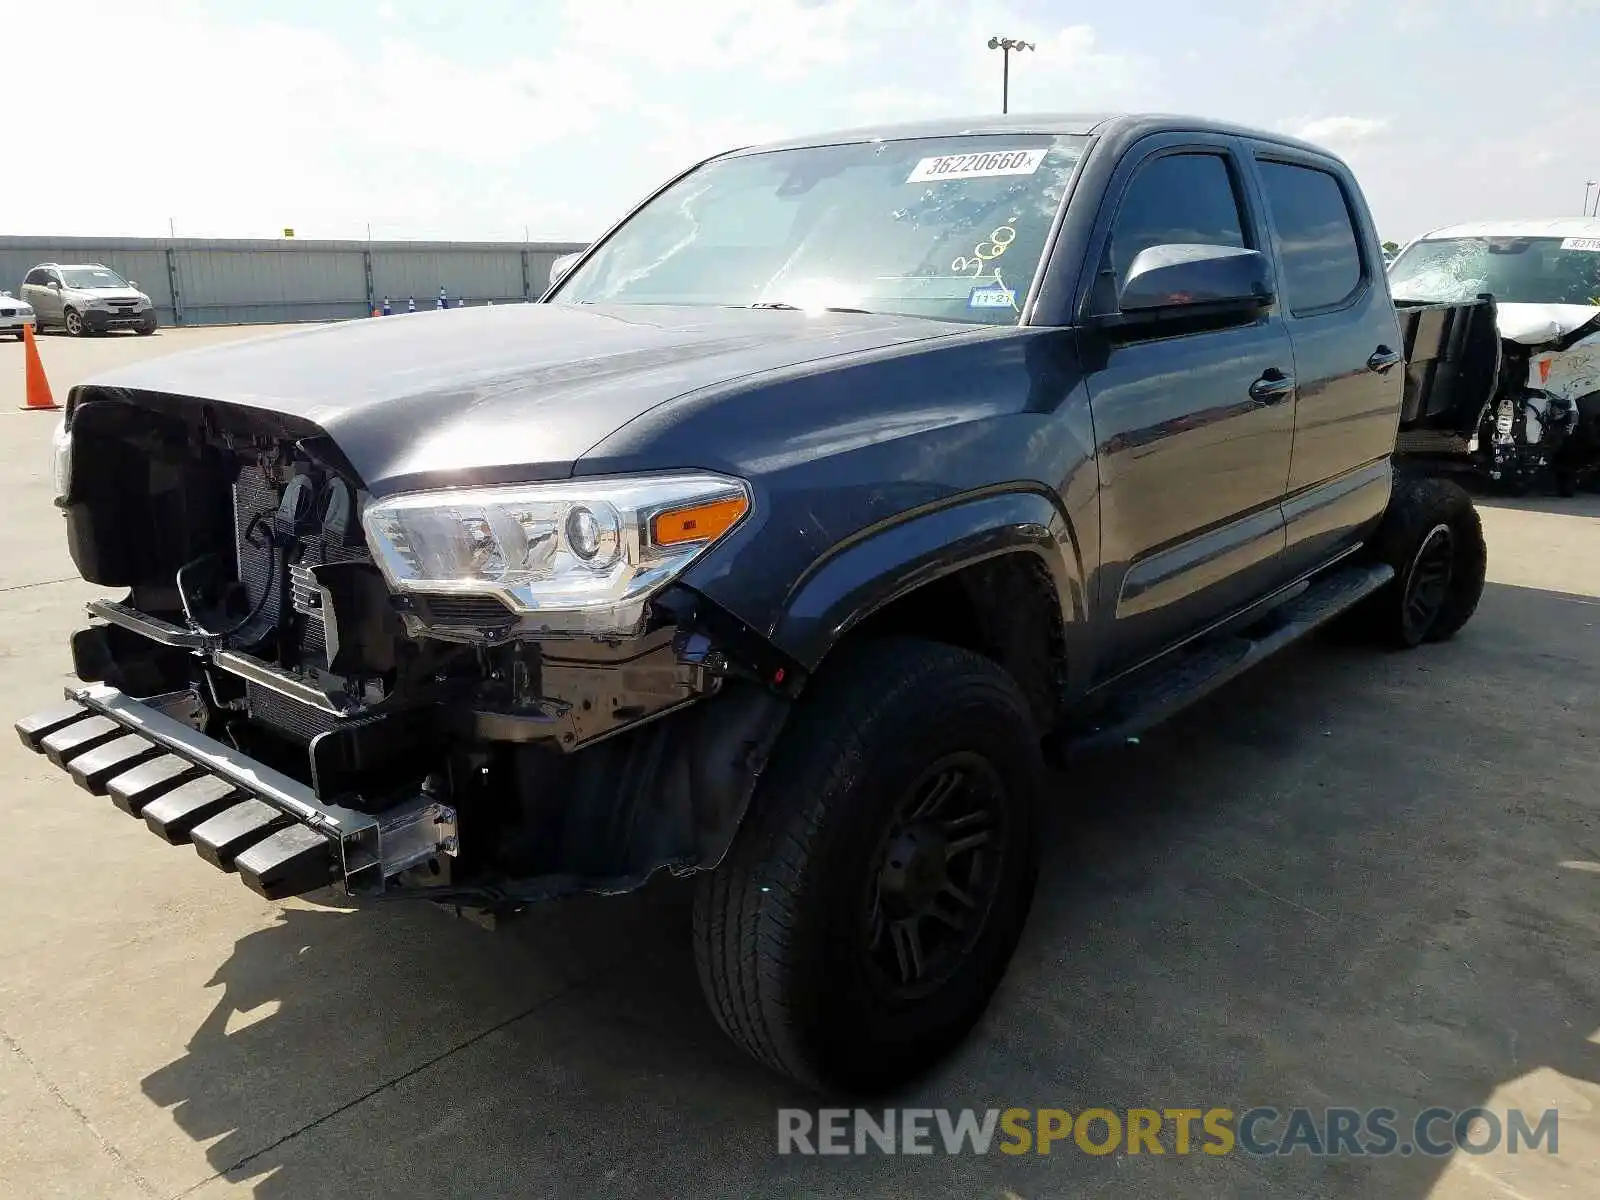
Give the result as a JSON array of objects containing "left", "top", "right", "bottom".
[
  {"left": 553, "top": 134, "right": 1086, "bottom": 324},
  {"left": 1389, "top": 235, "right": 1600, "bottom": 306}
]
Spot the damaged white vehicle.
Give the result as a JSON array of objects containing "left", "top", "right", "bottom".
[{"left": 1389, "top": 218, "right": 1600, "bottom": 495}]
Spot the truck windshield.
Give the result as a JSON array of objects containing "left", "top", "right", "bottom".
[
  {"left": 1389, "top": 236, "right": 1600, "bottom": 307},
  {"left": 551, "top": 134, "right": 1088, "bottom": 325}
]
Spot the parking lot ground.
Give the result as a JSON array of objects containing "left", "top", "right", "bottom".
[{"left": 1, "top": 327, "right": 1597, "bottom": 1199}]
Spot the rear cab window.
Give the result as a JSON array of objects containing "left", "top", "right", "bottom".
[{"left": 1255, "top": 159, "right": 1366, "bottom": 314}]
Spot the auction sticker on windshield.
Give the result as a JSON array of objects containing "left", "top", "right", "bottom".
[
  {"left": 907, "top": 149, "right": 1047, "bottom": 183},
  {"left": 1561, "top": 237, "right": 1600, "bottom": 252}
]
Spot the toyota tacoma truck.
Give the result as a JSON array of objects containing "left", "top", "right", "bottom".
[{"left": 18, "top": 113, "right": 1492, "bottom": 1095}]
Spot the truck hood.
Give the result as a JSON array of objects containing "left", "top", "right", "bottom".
[
  {"left": 78, "top": 303, "right": 968, "bottom": 493},
  {"left": 1495, "top": 302, "right": 1600, "bottom": 347}
]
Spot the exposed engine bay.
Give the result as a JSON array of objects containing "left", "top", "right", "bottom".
[
  {"left": 1387, "top": 227, "right": 1600, "bottom": 495},
  {"left": 52, "top": 389, "right": 793, "bottom": 912},
  {"left": 1478, "top": 307, "right": 1600, "bottom": 496}
]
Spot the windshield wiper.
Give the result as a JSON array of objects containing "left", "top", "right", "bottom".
[{"left": 746, "top": 301, "right": 876, "bottom": 314}]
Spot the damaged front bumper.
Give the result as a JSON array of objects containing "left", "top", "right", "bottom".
[{"left": 16, "top": 684, "right": 458, "bottom": 901}]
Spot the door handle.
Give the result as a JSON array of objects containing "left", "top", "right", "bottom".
[
  {"left": 1249, "top": 368, "right": 1295, "bottom": 404},
  {"left": 1367, "top": 345, "right": 1402, "bottom": 373}
]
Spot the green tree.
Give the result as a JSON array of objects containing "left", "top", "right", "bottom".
[{"left": 1382, "top": 240, "right": 1400, "bottom": 254}]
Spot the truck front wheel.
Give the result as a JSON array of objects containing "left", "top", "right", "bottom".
[{"left": 693, "top": 637, "right": 1043, "bottom": 1094}]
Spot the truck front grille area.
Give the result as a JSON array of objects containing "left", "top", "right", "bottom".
[
  {"left": 232, "top": 463, "right": 373, "bottom": 668},
  {"left": 237, "top": 463, "right": 382, "bottom": 667},
  {"left": 228, "top": 462, "right": 382, "bottom": 742}
]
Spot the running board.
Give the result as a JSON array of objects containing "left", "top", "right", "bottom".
[
  {"left": 1057, "top": 561, "right": 1394, "bottom": 757},
  {"left": 15, "top": 684, "right": 458, "bottom": 901}
]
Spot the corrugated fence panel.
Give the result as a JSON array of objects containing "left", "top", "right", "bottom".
[
  {"left": 179, "top": 247, "right": 369, "bottom": 325},
  {"left": 373, "top": 249, "right": 522, "bottom": 308},
  {"left": 0, "top": 236, "right": 586, "bottom": 327}
]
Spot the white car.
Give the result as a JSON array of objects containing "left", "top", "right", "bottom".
[
  {"left": 1389, "top": 217, "right": 1600, "bottom": 380},
  {"left": 1389, "top": 217, "right": 1600, "bottom": 492},
  {"left": 0, "top": 290, "right": 37, "bottom": 340}
]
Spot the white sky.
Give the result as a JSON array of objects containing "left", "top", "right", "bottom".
[{"left": 5, "top": 0, "right": 1599, "bottom": 245}]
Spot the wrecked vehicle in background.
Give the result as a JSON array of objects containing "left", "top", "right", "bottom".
[{"left": 1389, "top": 219, "right": 1600, "bottom": 496}]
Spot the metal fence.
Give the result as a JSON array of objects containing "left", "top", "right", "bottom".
[{"left": 0, "top": 235, "right": 588, "bottom": 327}]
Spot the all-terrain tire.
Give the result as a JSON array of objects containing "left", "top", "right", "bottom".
[
  {"left": 692, "top": 638, "right": 1043, "bottom": 1095},
  {"left": 1355, "top": 476, "right": 1487, "bottom": 647}
]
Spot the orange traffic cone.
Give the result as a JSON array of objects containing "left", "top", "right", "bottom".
[{"left": 21, "top": 323, "right": 59, "bottom": 411}]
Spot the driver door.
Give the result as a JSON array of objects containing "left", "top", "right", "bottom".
[{"left": 1078, "top": 135, "right": 1298, "bottom": 676}]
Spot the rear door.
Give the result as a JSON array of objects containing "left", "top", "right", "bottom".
[
  {"left": 34, "top": 269, "right": 66, "bottom": 323},
  {"left": 1077, "top": 134, "right": 1298, "bottom": 675},
  {"left": 1245, "top": 147, "right": 1404, "bottom": 576},
  {"left": 21, "top": 270, "right": 53, "bottom": 321}
]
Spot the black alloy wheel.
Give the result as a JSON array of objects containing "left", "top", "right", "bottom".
[
  {"left": 1399, "top": 522, "right": 1455, "bottom": 645},
  {"left": 863, "top": 752, "right": 1006, "bottom": 1002}
]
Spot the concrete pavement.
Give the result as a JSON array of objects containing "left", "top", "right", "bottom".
[{"left": 1, "top": 325, "right": 1596, "bottom": 1198}]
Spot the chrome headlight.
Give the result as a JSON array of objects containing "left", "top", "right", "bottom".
[
  {"left": 361, "top": 472, "right": 752, "bottom": 636},
  {"left": 51, "top": 417, "right": 72, "bottom": 502}
]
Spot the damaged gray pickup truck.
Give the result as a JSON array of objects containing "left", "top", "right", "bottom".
[{"left": 19, "top": 113, "right": 1496, "bottom": 1094}]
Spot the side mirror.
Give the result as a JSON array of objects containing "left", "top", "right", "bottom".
[
  {"left": 548, "top": 252, "right": 581, "bottom": 288},
  {"left": 127, "top": 280, "right": 139, "bottom": 290},
  {"left": 47, "top": 280, "right": 61, "bottom": 290},
  {"left": 1114, "top": 244, "right": 1273, "bottom": 319}
]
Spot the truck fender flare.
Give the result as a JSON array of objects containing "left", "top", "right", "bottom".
[{"left": 769, "top": 486, "right": 1084, "bottom": 673}]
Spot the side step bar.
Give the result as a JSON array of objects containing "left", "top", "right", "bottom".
[
  {"left": 1058, "top": 560, "right": 1395, "bottom": 756},
  {"left": 16, "top": 684, "right": 457, "bottom": 901}
]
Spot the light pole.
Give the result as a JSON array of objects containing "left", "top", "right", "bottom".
[
  {"left": 1585, "top": 180, "right": 1597, "bottom": 217},
  {"left": 987, "top": 36, "right": 1035, "bottom": 114}
]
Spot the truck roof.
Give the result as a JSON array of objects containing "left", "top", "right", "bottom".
[
  {"left": 1416, "top": 217, "right": 1600, "bottom": 241},
  {"left": 727, "top": 112, "right": 1341, "bottom": 161}
]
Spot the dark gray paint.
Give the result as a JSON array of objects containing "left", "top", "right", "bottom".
[{"left": 79, "top": 304, "right": 986, "bottom": 494}]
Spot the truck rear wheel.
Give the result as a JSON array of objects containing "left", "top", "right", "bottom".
[
  {"left": 693, "top": 638, "right": 1042, "bottom": 1094},
  {"left": 1355, "top": 477, "right": 1487, "bottom": 647}
]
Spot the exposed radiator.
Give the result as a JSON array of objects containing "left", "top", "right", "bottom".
[
  {"left": 245, "top": 682, "right": 341, "bottom": 744},
  {"left": 232, "top": 464, "right": 372, "bottom": 666},
  {"left": 231, "top": 463, "right": 374, "bottom": 743}
]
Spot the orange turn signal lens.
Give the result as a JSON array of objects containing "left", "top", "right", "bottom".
[
  {"left": 1538, "top": 358, "right": 1553, "bottom": 384},
  {"left": 651, "top": 495, "right": 748, "bottom": 546}
]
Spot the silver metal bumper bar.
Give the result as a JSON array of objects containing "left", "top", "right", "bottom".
[
  {"left": 211, "top": 651, "right": 362, "bottom": 717},
  {"left": 86, "top": 598, "right": 210, "bottom": 648},
  {"left": 85, "top": 599, "right": 361, "bottom": 718},
  {"left": 22, "top": 684, "right": 457, "bottom": 898},
  {"left": 70, "top": 683, "right": 369, "bottom": 834}
]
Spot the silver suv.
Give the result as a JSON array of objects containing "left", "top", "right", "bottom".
[{"left": 21, "top": 263, "right": 157, "bottom": 337}]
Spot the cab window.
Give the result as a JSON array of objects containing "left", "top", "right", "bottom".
[{"left": 1094, "top": 152, "right": 1248, "bottom": 311}]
